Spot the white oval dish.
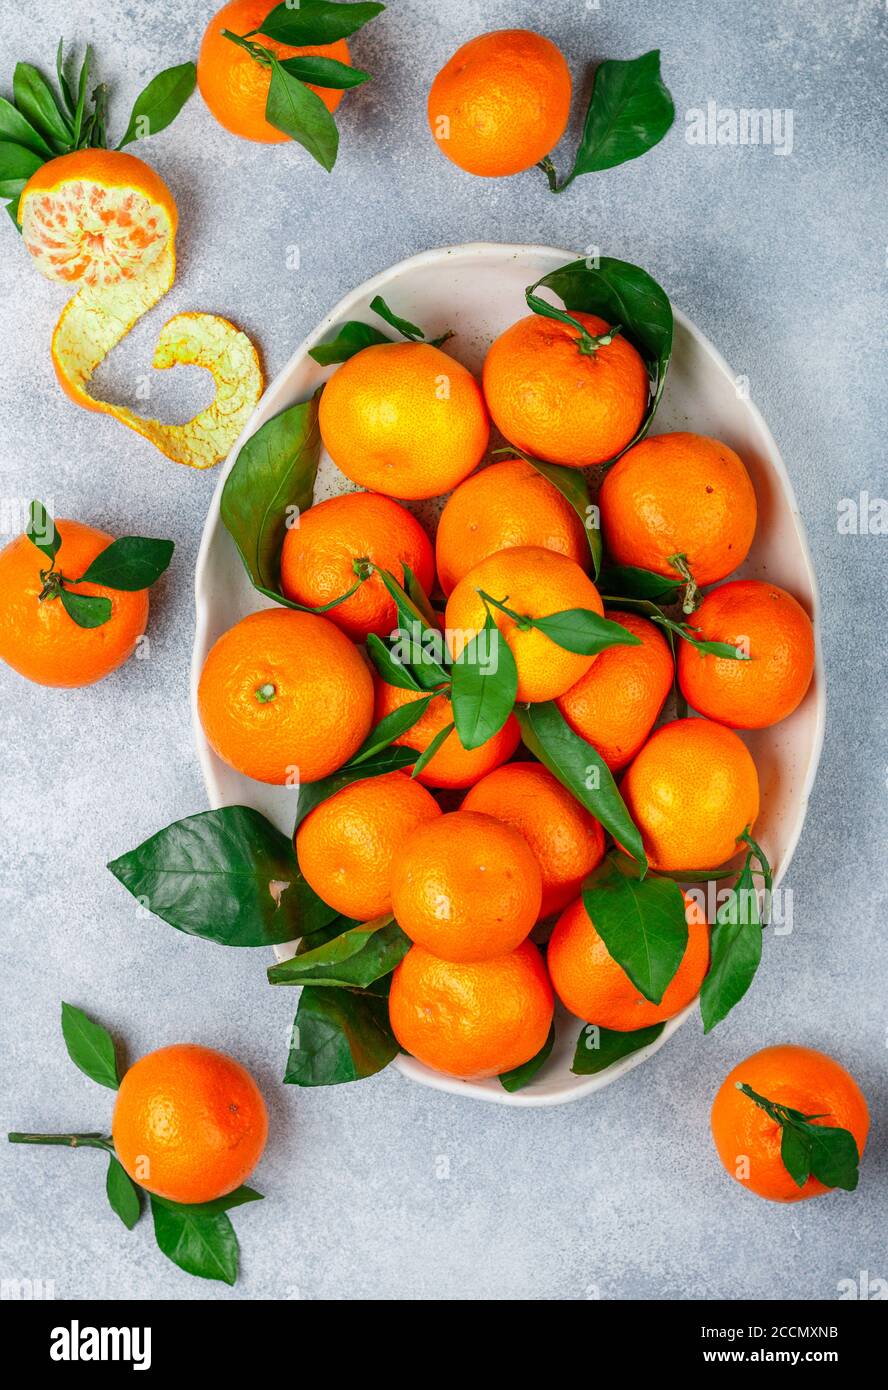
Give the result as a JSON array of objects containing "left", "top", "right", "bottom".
[{"left": 191, "top": 242, "right": 825, "bottom": 1108}]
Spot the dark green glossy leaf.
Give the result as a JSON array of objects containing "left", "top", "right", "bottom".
[
  {"left": 451, "top": 610, "right": 518, "bottom": 750},
  {"left": 293, "top": 745, "right": 418, "bottom": 831},
  {"left": 515, "top": 702, "right": 647, "bottom": 871},
  {"left": 77, "top": 536, "right": 174, "bottom": 591},
  {"left": 12, "top": 63, "right": 72, "bottom": 151},
  {"left": 60, "top": 1002, "right": 120, "bottom": 1090},
  {"left": 268, "top": 916, "right": 410, "bottom": 987},
  {"left": 530, "top": 606, "right": 642, "bottom": 656},
  {"left": 700, "top": 865, "right": 762, "bottom": 1033},
  {"left": 0, "top": 140, "right": 45, "bottom": 187},
  {"left": 501, "top": 449, "right": 601, "bottom": 577},
  {"left": 284, "top": 986, "right": 398, "bottom": 1086},
  {"left": 350, "top": 694, "right": 433, "bottom": 763},
  {"left": 296, "top": 913, "right": 359, "bottom": 955},
  {"left": 737, "top": 1083, "right": 860, "bottom": 1193},
  {"left": 806, "top": 1125, "right": 861, "bottom": 1192},
  {"left": 365, "top": 633, "right": 424, "bottom": 690},
  {"left": 308, "top": 319, "right": 391, "bottom": 365},
  {"left": 108, "top": 806, "right": 336, "bottom": 946},
  {"left": 599, "top": 564, "right": 683, "bottom": 603},
  {"left": 279, "top": 54, "right": 370, "bottom": 89},
  {"left": 260, "top": 1, "right": 385, "bottom": 46},
  {"left": 26, "top": 499, "right": 59, "bottom": 561},
  {"left": 117, "top": 62, "right": 196, "bottom": 149},
  {"left": 220, "top": 396, "right": 320, "bottom": 601},
  {"left": 266, "top": 59, "right": 339, "bottom": 170},
  {"left": 150, "top": 1197, "right": 238, "bottom": 1285},
  {"left": 499, "top": 1023, "right": 555, "bottom": 1092},
  {"left": 106, "top": 1155, "right": 141, "bottom": 1229},
  {"left": 0, "top": 97, "right": 53, "bottom": 156},
  {"left": 369, "top": 294, "right": 423, "bottom": 341},
  {"left": 581, "top": 853, "right": 688, "bottom": 1003},
  {"left": 780, "top": 1125, "right": 811, "bottom": 1189},
  {"left": 59, "top": 587, "right": 112, "bottom": 628},
  {"left": 571, "top": 1021, "right": 664, "bottom": 1075},
  {"left": 376, "top": 568, "right": 449, "bottom": 689},
  {"left": 571, "top": 50, "right": 674, "bottom": 179}
]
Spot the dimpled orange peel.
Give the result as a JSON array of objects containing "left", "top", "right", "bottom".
[{"left": 18, "top": 149, "right": 262, "bottom": 468}]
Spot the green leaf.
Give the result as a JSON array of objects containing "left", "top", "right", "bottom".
[
  {"left": 499, "top": 1023, "right": 555, "bottom": 1092},
  {"left": 375, "top": 568, "right": 449, "bottom": 689},
  {"left": 571, "top": 1021, "right": 664, "bottom": 1075},
  {"left": 108, "top": 806, "right": 336, "bottom": 946},
  {"left": 530, "top": 607, "right": 642, "bottom": 656},
  {"left": 582, "top": 854, "right": 688, "bottom": 1004},
  {"left": 279, "top": 54, "right": 371, "bottom": 89},
  {"left": 515, "top": 702, "right": 647, "bottom": 871},
  {"left": 296, "top": 914, "right": 359, "bottom": 955},
  {"left": 533, "top": 256, "right": 673, "bottom": 457},
  {"left": 501, "top": 449, "right": 601, "bottom": 577},
  {"left": 60, "top": 1002, "right": 120, "bottom": 1090},
  {"left": 369, "top": 294, "right": 424, "bottom": 341},
  {"left": 13, "top": 63, "right": 72, "bottom": 151},
  {"left": 410, "top": 720, "right": 453, "bottom": 779},
  {"left": 58, "top": 587, "right": 112, "bottom": 628},
  {"left": 308, "top": 320, "right": 391, "bottom": 365},
  {"left": 570, "top": 51, "right": 674, "bottom": 180},
  {"left": 106, "top": 1155, "right": 142, "bottom": 1229},
  {"left": 365, "top": 633, "right": 424, "bottom": 690},
  {"left": 266, "top": 59, "right": 339, "bottom": 170},
  {"left": 293, "top": 745, "right": 417, "bottom": 831},
  {"left": 350, "top": 695, "right": 434, "bottom": 763},
  {"left": 599, "top": 564, "right": 683, "bottom": 603},
  {"left": 806, "top": 1125, "right": 861, "bottom": 1192},
  {"left": 268, "top": 916, "right": 410, "bottom": 987},
  {"left": 700, "top": 864, "right": 762, "bottom": 1034},
  {"left": 0, "top": 97, "right": 53, "bottom": 157},
  {"left": 151, "top": 1185, "right": 264, "bottom": 1219},
  {"left": 71, "top": 45, "right": 91, "bottom": 148},
  {"left": 662, "top": 616, "right": 749, "bottom": 661},
  {"left": 0, "top": 140, "right": 45, "bottom": 186},
  {"left": 150, "top": 1196, "right": 239, "bottom": 1285},
  {"left": 451, "top": 609, "right": 518, "bottom": 750},
  {"left": 26, "top": 499, "right": 60, "bottom": 562},
  {"left": 77, "top": 536, "right": 174, "bottom": 591},
  {"left": 116, "top": 61, "right": 196, "bottom": 149},
  {"left": 56, "top": 40, "right": 77, "bottom": 116},
  {"left": 220, "top": 397, "right": 321, "bottom": 602},
  {"left": 284, "top": 986, "right": 398, "bottom": 1085},
  {"left": 780, "top": 1125, "right": 811, "bottom": 1189},
  {"left": 260, "top": 1, "right": 386, "bottom": 46}
]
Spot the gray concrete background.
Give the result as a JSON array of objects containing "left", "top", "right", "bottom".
[{"left": 1, "top": 0, "right": 886, "bottom": 1302}]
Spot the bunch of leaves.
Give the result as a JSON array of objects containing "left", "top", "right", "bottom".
[
  {"left": 26, "top": 500, "right": 173, "bottom": 629},
  {"left": 737, "top": 1082, "right": 861, "bottom": 1193},
  {"left": 525, "top": 256, "right": 673, "bottom": 460},
  {"left": 220, "top": 1, "right": 385, "bottom": 170},
  {"left": 539, "top": 50, "right": 674, "bottom": 194},
  {"left": 7, "top": 1004, "right": 261, "bottom": 1284},
  {"left": 1, "top": 40, "right": 196, "bottom": 224},
  {"left": 308, "top": 292, "right": 452, "bottom": 366},
  {"left": 599, "top": 578, "right": 751, "bottom": 664}
]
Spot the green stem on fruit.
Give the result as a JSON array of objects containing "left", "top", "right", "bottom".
[
  {"left": 8, "top": 1131, "right": 114, "bottom": 1151},
  {"left": 668, "top": 553, "right": 702, "bottom": 614}
]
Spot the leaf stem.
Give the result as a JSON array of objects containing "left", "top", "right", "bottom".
[
  {"left": 668, "top": 553, "right": 701, "bottom": 614},
  {"left": 8, "top": 1131, "right": 114, "bottom": 1151}
]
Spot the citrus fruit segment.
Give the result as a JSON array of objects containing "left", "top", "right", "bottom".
[
  {"left": 389, "top": 941, "right": 554, "bottom": 1080},
  {"left": 0, "top": 519, "right": 148, "bottom": 688},
  {"left": 390, "top": 809, "right": 542, "bottom": 961},
  {"left": 373, "top": 676, "right": 520, "bottom": 789},
  {"left": 20, "top": 149, "right": 262, "bottom": 469},
  {"left": 461, "top": 762, "right": 606, "bottom": 918},
  {"left": 295, "top": 772, "right": 442, "bottom": 921},
  {"left": 710, "top": 1045, "right": 869, "bottom": 1203},
  {"left": 547, "top": 892, "right": 709, "bottom": 1030},
  {"left": 112, "top": 1043, "right": 268, "bottom": 1204},
  {"left": 197, "top": 608, "right": 374, "bottom": 785}
]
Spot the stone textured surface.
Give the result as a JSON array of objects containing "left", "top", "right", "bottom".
[{"left": 0, "top": 0, "right": 885, "bottom": 1302}]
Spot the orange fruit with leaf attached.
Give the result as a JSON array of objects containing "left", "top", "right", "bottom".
[
  {"left": 548, "top": 890, "right": 709, "bottom": 1030},
  {"left": 0, "top": 519, "right": 149, "bottom": 688},
  {"left": 197, "top": 608, "right": 373, "bottom": 784},
  {"left": 318, "top": 341, "right": 489, "bottom": 500},
  {"left": 296, "top": 772, "right": 441, "bottom": 920},
  {"left": 710, "top": 1045, "right": 869, "bottom": 1203},
  {"left": 373, "top": 675, "right": 520, "bottom": 789},
  {"left": 600, "top": 432, "right": 757, "bottom": 587},
  {"left": 556, "top": 610, "right": 674, "bottom": 771},
  {"left": 428, "top": 29, "right": 572, "bottom": 177},
  {"left": 678, "top": 580, "right": 815, "bottom": 729},
  {"left": 280, "top": 491, "right": 434, "bottom": 641},
  {"left": 445, "top": 545, "right": 605, "bottom": 702},
  {"left": 390, "top": 810, "right": 542, "bottom": 961},
  {"left": 462, "top": 762, "right": 605, "bottom": 918},
  {"left": 112, "top": 1043, "right": 268, "bottom": 1204},
  {"left": 620, "top": 717, "right": 760, "bottom": 871},
  {"left": 482, "top": 312, "right": 649, "bottom": 467},
  {"left": 435, "top": 457, "right": 590, "bottom": 596},
  {"left": 198, "top": 0, "right": 351, "bottom": 143},
  {"left": 389, "top": 941, "right": 553, "bottom": 1080}
]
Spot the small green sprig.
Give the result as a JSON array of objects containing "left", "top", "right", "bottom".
[
  {"left": 737, "top": 1082, "right": 861, "bottom": 1192},
  {"left": 8, "top": 1004, "right": 262, "bottom": 1284},
  {"left": 25, "top": 500, "right": 173, "bottom": 629}
]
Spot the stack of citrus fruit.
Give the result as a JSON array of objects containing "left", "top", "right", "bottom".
[{"left": 193, "top": 281, "right": 817, "bottom": 1088}]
